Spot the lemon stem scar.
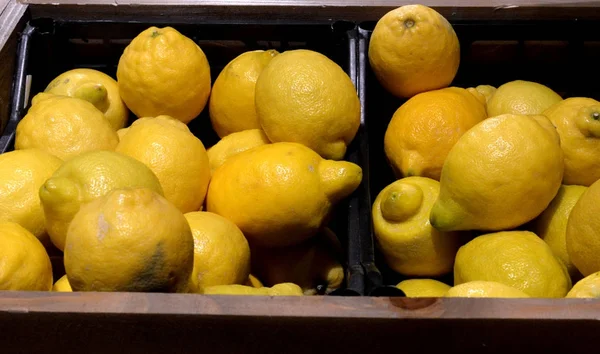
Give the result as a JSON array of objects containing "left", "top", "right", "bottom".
[
  {"left": 380, "top": 183, "right": 423, "bottom": 222},
  {"left": 593, "top": 112, "right": 600, "bottom": 120},
  {"left": 404, "top": 19, "right": 415, "bottom": 28},
  {"left": 151, "top": 30, "right": 161, "bottom": 38},
  {"left": 74, "top": 83, "right": 108, "bottom": 109}
]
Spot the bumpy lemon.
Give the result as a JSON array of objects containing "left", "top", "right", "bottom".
[
  {"left": 454, "top": 231, "right": 571, "bottom": 298},
  {"left": 116, "top": 116, "right": 210, "bottom": 213},
  {"left": 117, "top": 26, "right": 211, "bottom": 124},
  {"left": 368, "top": 4, "right": 460, "bottom": 98},
  {"left": 396, "top": 279, "right": 451, "bottom": 297},
  {"left": 40, "top": 150, "right": 163, "bottom": 251},
  {"left": 45, "top": 68, "right": 128, "bottom": 130},
  {"left": 384, "top": 87, "right": 487, "bottom": 180},
  {"left": 209, "top": 50, "right": 278, "bottom": 137},
  {"left": 372, "top": 177, "right": 462, "bottom": 276},
  {"left": 52, "top": 275, "right": 72, "bottom": 292},
  {"left": 255, "top": 49, "right": 360, "bottom": 160},
  {"left": 0, "top": 221, "right": 53, "bottom": 291},
  {"left": 566, "top": 272, "right": 600, "bottom": 298},
  {"left": 184, "top": 212, "right": 250, "bottom": 292},
  {"left": 567, "top": 179, "right": 600, "bottom": 276},
  {"left": 430, "top": 114, "right": 563, "bottom": 232},
  {"left": 15, "top": 93, "right": 118, "bottom": 160},
  {"left": 64, "top": 188, "right": 194, "bottom": 292},
  {"left": 543, "top": 97, "right": 600, "bottom": 186},
  {"left": 204, "top": 283, "right": 303, "bottom": 296},
  {"left": 530, "top": 185, "right": 587, "bottom": 278},
  {"left": 0, "top": 149, "right": 62, "bottom": 241},
  {"left": 207, "top": 142, "right": 362, "bottom": 247},
  {"left": 207, "top": 129, "right": 270, "bottom": 175},
  {"left": 487, "top": 80, "right": 562, "bottom": 116},
  {"left": 445, "top": 281, "right": 530, "bottom": 298}
]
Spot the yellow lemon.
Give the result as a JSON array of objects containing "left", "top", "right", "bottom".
[
  {"left": 40, "top": 150, "right": 164, "bottom": 251},
  {"left": 454, "top": 231, "right": 571, "bottom": 298},
  {"left": 372, "top": 177, "right": 462, "bottom": 276},
  {"left": 203, "top": 283, "right": 303, "bottom": 296},
  {"left": 543, "top": 97, "right": 600, "bottom": 186},
  {"left": 396, "top": 279, "right": 451, "bottom": 297},
  {"left": 64, "top": 188, "right": 194, "bottom": 292},
  {"left": 368, "top": 4, "right": 460, "bottom": 98},
  {"left": 255, "top": 49, "right": 360, "bottom": 160},
  {"left": 566, "top": 272, "right": 600, "bottom": 298},
  {"left": 530, "top": 185, "right": 587, "bottom": 278},
  {"left": 474, "top": 85, "right": 497, "bottom": 103},
  {"left": 430, "top": 114, "right": 563, "bottom": 232},
  {"left": 44, "top": 68, "right": 128, "bottom": 130},
  {"left": 384, "top": 87, "right": 487, "bottom": 180},
  {"left": 117, "top": 26, "right": 211, "bottom": 124},
  {"left": 116, "top": 116, "right": 210, "bottom": 213},
  {"left": 207, "top": 142, "right": 362, "bottom": 247},
  {"left": 0, "top": 149, "right": 62, "bottom": 242},
  {"left": 184, "top": 211, "right": 250, "bottom": 291},
  {"left": 209, "top": 50, "right": 278, "bottom": 137},
  {"left": 0, "top": 221, "right": 53, "bottom": 291},
  {"left": 52, "top": 275, "right": 72, "bottom": 292},
  {"left": 566, "top": 179, "right": 600, "bottom": 276},
  {"left": 15, "top": 93, "right": 118, "bottom": 160},
  {"left": 207, "top": 129, "right": 270, "bottom": 175},
  {"left": 487, "top": 80, "right": 562, "bottom": 116},
  {"left": 250, "top": 228, "right": 344, "bottom": 295},
  {"left": 246, "top": 274, "right": 264, "bottom": 288},
  {"left": 445, "top": 281, "right": 530, "bottom": 298}
]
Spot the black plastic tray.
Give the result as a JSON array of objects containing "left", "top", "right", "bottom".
[{"left": 1, "top": 18, "right": 366, "bottom": 296}]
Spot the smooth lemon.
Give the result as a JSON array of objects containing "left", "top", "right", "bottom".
[
  {"left": 487, "top": 80, "right": 562, "bottom": 116},
  {"left": 396, "top": 279, "right": 451, "bottom": 297}
]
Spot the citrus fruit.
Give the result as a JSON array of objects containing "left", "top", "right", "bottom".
[
  {"left": 44, "top": 68, "right": 128, "bottom": 130},
  {"left": 368, "top": 4, "right": 460, "bottom": 98},
  {"left": 566, "top": 179, "right": 600, "bottom": 276},
  {"left": 207, "top": 142, "right": 362, "bottom": 247},
  {"left": 396, "top": 279, "right": 451, "bottom": 297},
  {"left": 430, "top": 114, "right": 563, "bottom": 231},
  {"left": 486, "top": 80, "right": 562, "bottom": 116},
  {"left": 116, "top": 115, "right": 210, "bottom": 213},
  {"left": 445, "top": 281, "right": 530, "bottom": 298},
  {"left": 40, "top": 150, "right": 163, "bottom": 251},
  {"left": 52, "top": 275, "right": 72, "bottom": 292},
  {"left": 255, "top": 49, "right": 360, "bottom": 160},
  {"left": 454, "top": 231, "right": 571, "bottom": 298},
  {"left": 209, "top": 50, "right": 278, "bottom": 137},
  {"left": 15, "top": 93, "right": 118, "bottom": 160},
  {"left": 207, "top": 129, "right": 270, "bottom": 175},
  {"left": 64, "top": 188, "right": 194, "bottom": 292},
  {"left": 117, "top": 26, "right": 211, "bottom": 124},
  {"left": 203, "top": 283, "right": 303, "bottom": 296},
  {"left": 566, "top": 271, "right": 600, "bottom": 298},
  {"left": 384, "top": 87, "right": 487, "bottom": 180},
  {"left": 372, "top": 176, "right": 462, "bottom": 276},
  {"left": 246, "top": 274, "right": 264, "bottom": 288}
]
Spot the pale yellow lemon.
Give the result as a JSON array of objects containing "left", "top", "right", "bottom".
[
  {"left": 566, "top": 272, "right": 600, "bottom": 298},
  {"left": 487, "top": 80, "right": 562, "bottom": 116},
  {"left": 445, "top": 281, "right": 530, "bottom": 298}
]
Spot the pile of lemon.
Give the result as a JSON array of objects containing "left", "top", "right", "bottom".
[
  {"left": 0, "top": 26, "right": 363, "bottom": 295},
  {"left": 371, "top": 4, "right": 600, "bottom": 299}
]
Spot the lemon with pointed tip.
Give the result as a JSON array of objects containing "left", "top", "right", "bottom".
[
  {"left": 487, "top": 80, "right": 562, "bottom": 116},
  {"left": 372, "top": 176, "right": 462, "bottom": 276},
  {"left": 396, "top": 279, "right": 451, "bottom": 297},
  {"left": 566, "top": 272, "right": 600, "bottom": 298},
  {"left": 52, "top": 275, "right": 72, "bottom": 292},
  {"left": 445, "top": 281, "right": 530, "bottom": 298},
  {"left": 207, "top": 129, "right": 270, "bottom": 175},
  {"left": 246, "top": 275, "right": 263, "bottom": 288},
  {"left": 207, "top": 142, "right": 362, "bottom": 247},
  {"left": 45, "top": 68, "right": 128, "bottom": 130}
]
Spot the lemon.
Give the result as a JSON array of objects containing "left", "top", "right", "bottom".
[
  {"left": 116, "top": 116, "right": 210, "bottom": 213},
  {"left": 474, "top": 85, "right": 497, "bottom": 103},
  {"left": 255, "top": 49, "right": 360, "bottom": 160},
  {"left": 250, "top": 228, "right": 344, "bottom": 295},
  {"left": 45, "top": 68, "right": 128, "bottom": 130},
  {"left": 487, "top": 80, "right": 562, "bottom": 116},
  {"left": 396, "top": 279, "right": 451, "bottom": 297},
  {"left": 445, "top": 281, "right": 530, "bottom": 298},
  {"left": 0, "top": 221, "right": 53, "bottom": 291},
  {"left": 454, "top": 231, "right": 571, "bottom": 298},
  {"left": 372, "top": 177, "right": 462, "bottom": 276},
  {"left": 246, "top": 274, "right": 264, "bottom": 288},
  {"left": 64, "top": 188, "right": 194, "bottom": 292},
  {"left": 184, "top": 211, "right": 250, "bottom": 292},
  {"left": 40, "top": 150, "right": 164, "bottom": 251},
  {"left": 384, "top": 87, "right": 487, "bottom": 180},
  {"left": 52, "top": 275, "right": 72, "bottom": 292},
  {"left": 430, "top": 114, "right": 564, "bottom": 232},
  {"left": 203, "top": 283, "right": 303, "bottom": 296},
  {"left": 0, "top": 149, "right": 62, "bottom": 242},
  {"left": 207, "top": 129, "right": 270, "bottom": 175},
  {"left": 566, "top": 179, "right": 600, "bottom": 276},
  {"left": 566, "top": 272, "right": 600, "bottom": 298},
  {"left": 117, "top": 26, "right": 211, "bottom": 124},
  {"left": 543, "top": 97, "right": 600, "bottom": 186},
  {"left": 209, "top": 50, "right": 278, "bottom": 137},
  {"left": 530, "top": 185, "right": 587, "bottom": 278},
  {"left": 368, "top": 5, "right": 460, "bottom": 98},
  {"left": 207, "top": 142, "right": 362, "bottom": 247},
  {"left": 15, "top": 93, "right": 119, "bottom": 160}
]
